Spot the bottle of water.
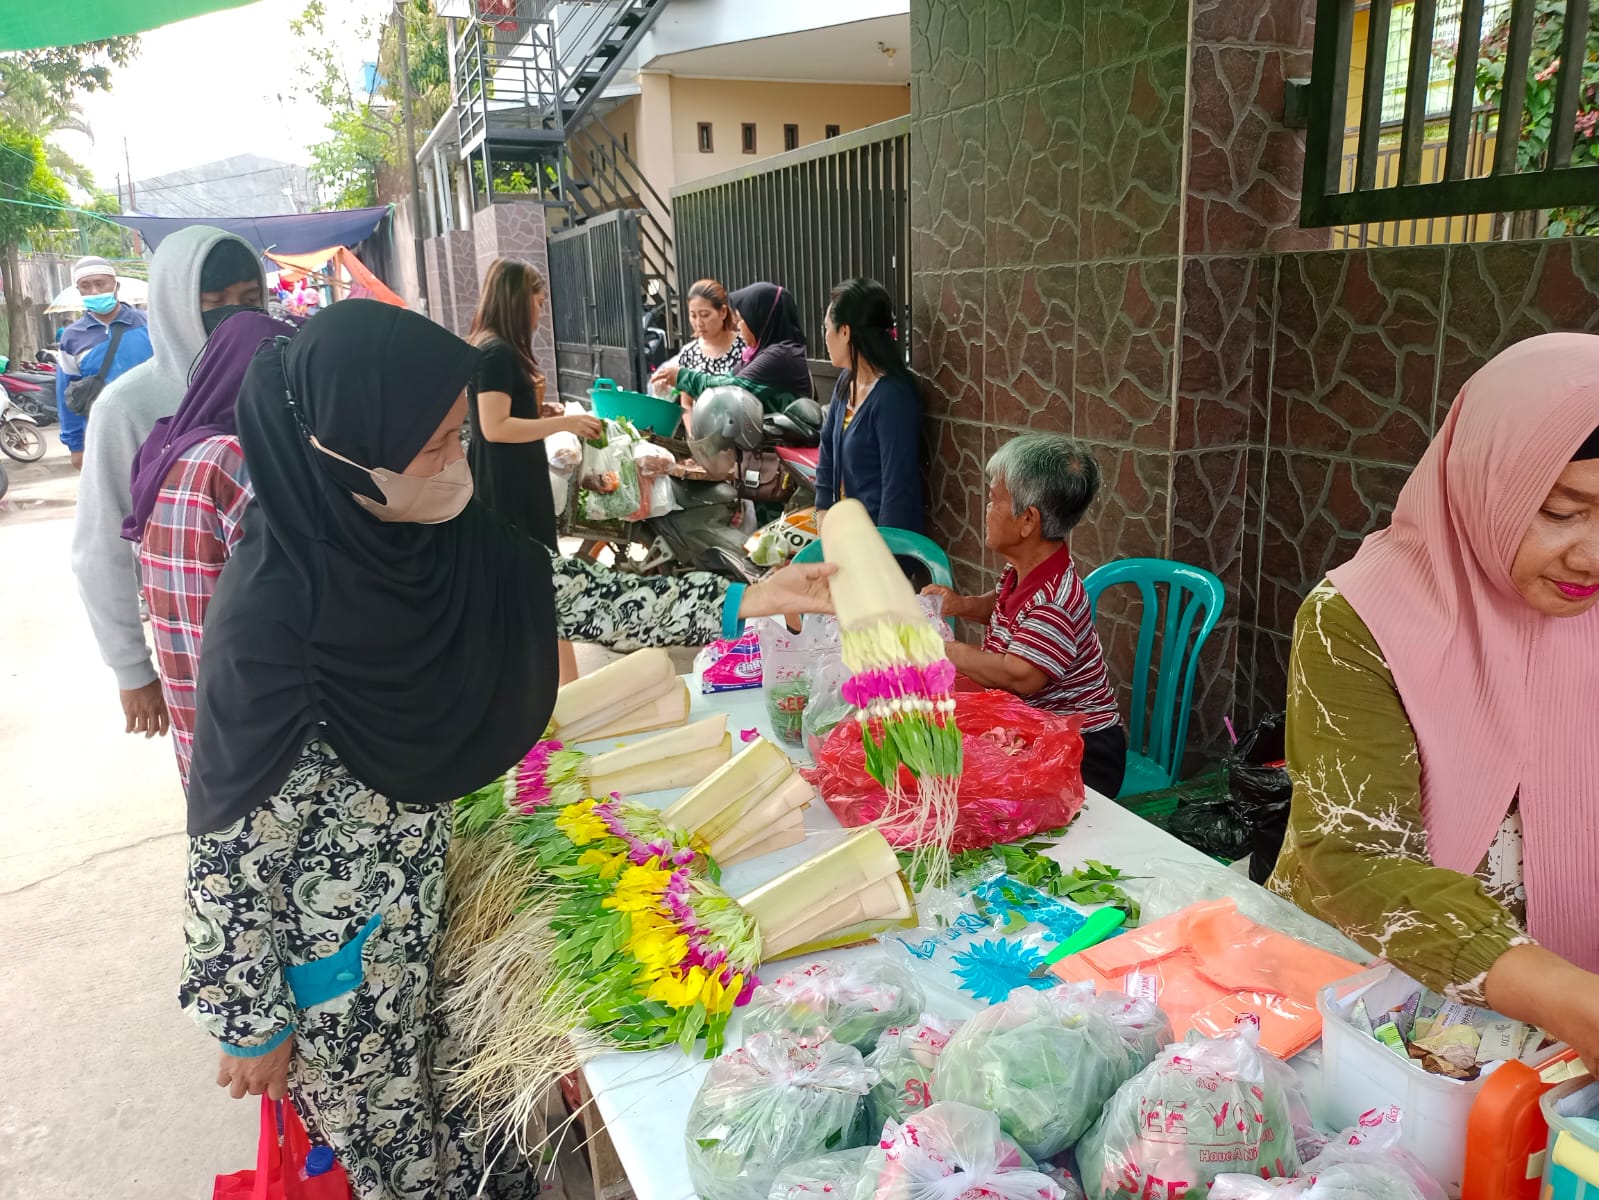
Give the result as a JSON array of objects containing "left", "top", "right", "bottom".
[{"left": 301, "top": 1145, "right": 336, "bottom": 1180}]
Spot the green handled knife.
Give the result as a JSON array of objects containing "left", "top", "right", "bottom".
[{"left": 1029, "top": 906, "right": 1128, "bottom": 978}]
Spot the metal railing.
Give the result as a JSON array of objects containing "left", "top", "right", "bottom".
[
  {"left": 454, "top": 3, "right": 667, "bottom": 156},
  {"left": 454, "top": 15, "right": 564, "bottom": 153},
  {"left": 1301, "top": 0, "right": 1599, "bottom": 225},
  {"left": 1332, "top": 108, "right": 1505, "bottom": 243},
  {"left": 671, "top": 117, "right": 911, "bottom": 358}
]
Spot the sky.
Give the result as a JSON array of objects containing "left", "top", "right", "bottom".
[{"left": 54, "top": 0, "right": 390, "bottom": 197}]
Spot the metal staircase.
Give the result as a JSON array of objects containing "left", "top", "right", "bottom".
[{"left": 454, "top": 0, "right": 677, "bottom": 340}]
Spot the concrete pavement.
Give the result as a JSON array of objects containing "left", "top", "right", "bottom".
[
  {"left": 0, "top": 443, "right": 684, "bottom": 1198},
  {"left": 1, "top": 442, "right": 257, "bottom": 1198}
]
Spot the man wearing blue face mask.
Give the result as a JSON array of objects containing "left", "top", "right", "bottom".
[{"left": 56, "top": 257, "right": 153, "bottom": 469}]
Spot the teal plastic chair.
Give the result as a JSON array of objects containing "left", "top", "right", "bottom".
[
  {"left": 792, "top": 527, "right": 955, "bottom": 590},
  {"left": 1082, "top": 558, "right": 1226, "bottom": 799}
]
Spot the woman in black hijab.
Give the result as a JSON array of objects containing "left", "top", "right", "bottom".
[
  {"left": 651, "top": 280, "right": 814, "bottom": 413},
  {"left": 179, "top": 301, "right": 832, "bottom": 1200}
]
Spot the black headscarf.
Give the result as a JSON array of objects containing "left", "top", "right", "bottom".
[
  {"left": 186, "top": 300, "right": 559, "bottom": 835},
  {"left": 729, "top": 282, "right": 813, "bottom": 400}
]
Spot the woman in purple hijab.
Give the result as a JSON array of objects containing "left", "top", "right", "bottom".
[{"left": 125, "top": 309, "right": 298, "bottom": 786}]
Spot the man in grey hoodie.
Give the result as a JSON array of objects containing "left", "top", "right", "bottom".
[{"left": 72, "top": 225, "right": 267, "bottom": 739}]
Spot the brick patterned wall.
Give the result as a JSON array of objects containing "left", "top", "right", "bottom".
[
  {"left": 1237, "top": 239, "right": 1599, "bottom": 724},
  {"left": 470, "top": 201, "right": 557, "bottom": 370},
  {"left": 911, "top": 0, "right": 1599, "bottom": 763}
]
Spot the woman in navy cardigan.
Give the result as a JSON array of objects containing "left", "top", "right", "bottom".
[{"left": 816, "top": 278, "right": 924, "bottom": 532}]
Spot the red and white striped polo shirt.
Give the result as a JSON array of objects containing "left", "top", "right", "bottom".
[{"left": 981, "top": 546, "right": 1121, "bottom": 732}]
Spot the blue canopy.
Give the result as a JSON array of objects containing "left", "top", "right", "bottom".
[{"left": 107, "top": 206, "right": 391, "bottom": 256}]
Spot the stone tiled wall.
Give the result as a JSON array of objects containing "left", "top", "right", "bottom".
[
  {"left": 1236, "top": 238, "right": 1599, "bottom": 724},
  {"left": 910, "top": 0, "right": 1599, "bottom": 762},
  {"left": 470, "top": 202, "right": 557, "bottom": 370}
]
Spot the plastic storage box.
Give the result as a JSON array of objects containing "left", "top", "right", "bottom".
[
  {"left": 1319, "top": 964, "right": 1543, "bottom": 1197},
  {"left": 1542, "top": 1077, "right": 1599, "bottom": 1200}
]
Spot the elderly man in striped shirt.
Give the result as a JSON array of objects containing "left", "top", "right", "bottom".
[{"left": 923, "top": 434, "right": 1127, "bottom": 799}]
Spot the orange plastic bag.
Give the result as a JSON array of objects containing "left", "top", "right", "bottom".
[
  {"left": 1050, "top": 898, "right": 1361, "bottom": 1059},
  {"left": 805, "top": 690, "right": 1085, "bottom": 854},
  {"left": 213, "top": 1096, "right": 353, "bottom": 1200}
]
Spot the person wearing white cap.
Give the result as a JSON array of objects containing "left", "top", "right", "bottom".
[{"left": 55, "top": 255, "right": 152, "bottom": 469}]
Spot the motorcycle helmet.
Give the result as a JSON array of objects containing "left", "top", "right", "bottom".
[{"left": 688, "top": 384, "right": 764, "bottom": 476}]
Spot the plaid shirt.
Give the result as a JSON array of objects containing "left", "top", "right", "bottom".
[{"left": 138, "top": 435, "right": 251, "bottom": 789}]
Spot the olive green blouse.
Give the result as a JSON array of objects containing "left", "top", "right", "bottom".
[{"left": 1267, "top": 581, "right": 1533, "bottom": 1006}]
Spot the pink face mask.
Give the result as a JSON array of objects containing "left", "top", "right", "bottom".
[
  {"left": 740, "top": 344, "right": 758, "bottom": 366},
  {"left": 310, "top": 435, "right": 474, "bottom": 525}
]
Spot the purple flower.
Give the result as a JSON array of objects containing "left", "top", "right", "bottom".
[{"left": 925, "top": 660, "right": 956, "bottom": 693}]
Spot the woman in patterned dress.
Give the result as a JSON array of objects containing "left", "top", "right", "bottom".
[
  {"left": 676, "top": 277, "right": 747, "bottom": 377},
  {"left": 1270, "top": 333, "right": 1599, "bottom": 1070},
  {"left": 178, "top": 301, "right": 834, "bottom": 1199}
]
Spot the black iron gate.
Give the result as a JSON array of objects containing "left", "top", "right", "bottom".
[
  {"left": 671, "top": 117, "right": 910, "bottom": 362},
  {"left": 549, "top": 207, "right": 647, "bottom": 400}
]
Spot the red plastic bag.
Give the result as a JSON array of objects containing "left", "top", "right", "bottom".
[
  {"left": 213, "top": 1095, "right": 353, "bottom": 1200},
  {"left": 804, "top": 690, "right": 1085, "bottom": 854}
]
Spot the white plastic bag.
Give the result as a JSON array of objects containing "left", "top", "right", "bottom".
[
  {"left": 546, "top": 428, "right": 583, "bottom": 473},
  {"left": 1090, "top": 990, "right": 1174, "bottom": 1072},
  {"left": 936, "top": 984, "right": 1135, "bottom": 1158},
  {"left": 861, "top": 1101, "right": 1078, "bottom": 1200},
  {"left": 768, "top": 1149, "right": 873, "bottom": 1200},
  {"left": 744, "top": 959, "right": 926, "bottom": 1053},
  {"left": 686, "top": 1033, "right": 878, "bottom": 1200},
  {"left": 1075, "top": 1022, "right": 1312, "bottom": 1200},
  {"left": 576, "top": 420, "right": 641, "bottom": 521},
  {"left": 865, "top": 1013, "right": 963, "bottom": 1130},
  {"left": 1208, "top": 1109, "right": 1447, "bottom": 1200}
]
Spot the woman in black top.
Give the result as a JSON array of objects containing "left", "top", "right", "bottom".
[{"left": 467, "top": 258, "right": 601, "bottom": 683}]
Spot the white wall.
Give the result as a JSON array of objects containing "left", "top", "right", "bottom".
[{"left": 636, "top": 0, "right": 910, "bottom": 59}]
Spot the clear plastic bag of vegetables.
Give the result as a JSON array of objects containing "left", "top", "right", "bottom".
[
  {"left": 1090, "top": 990, "right": 1174, "bottom": 1072},
  {"left": 934, "top": 983, "right": 1135, "bottom": 1159},
  {"left": 1075, "top": 1020, "right": 1312, "bottom": 1200},
  {"left": 859, "top": 1101, "right": 1081, "bottom": 1200},
  {"left": 767, "top": 1148, "right": 873, "bottom": 1200},
  {"left": 864, "top": 1013, "right": 962, "bottom": 1129},
  {"left": 1208, "top": 1109, "right": 1446, "bottom": 1200},
  {"left": 576, "top": 419, "right": 642, "bottom": 522},
  {"left": 686, "top": 1032, "right": 878, "bottom": 1200},
  {"left": 803, "top": 656, "right": 856, "bottom": 756},
  {"left": 744, "top": 959, "right": 926, "bottom": 1053},
  {"left": 757, "top": 617, "right": 839, "bottom": 746}
]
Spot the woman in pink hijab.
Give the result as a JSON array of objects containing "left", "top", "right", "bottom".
[{"left": 1270, "top": 332, "right": 1599, "bottom": 1069}]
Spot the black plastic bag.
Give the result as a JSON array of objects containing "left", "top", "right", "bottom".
[
  {"left": 1227, "top": 714, "right": 1292, "bottom": 884},
  {"left": 1167, "top": 782, "right": 1251, "bottom": 861}
]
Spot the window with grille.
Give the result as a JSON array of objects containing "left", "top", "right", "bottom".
[
  {"left": 784, "top": 123, "right": 799, "bottom": 151},
  {"left": 697, "top": 122, "right": 714, "bottom": 153},
  {"left": 742, "top": 123, "right": 757, "bottom": 154},
  {"left": 1378, "top": 0, "right": 1513, "bottom": 123},
  {"left": 825, "top": 124, "right": 841, "bottom": 138}
]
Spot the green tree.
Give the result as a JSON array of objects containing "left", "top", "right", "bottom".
[
  {"left": 0, "top": 122, "right": 70, "bottom": 361},
  {"left": 295, "top": 0, "right": 448, "bottom": 211},
  {"left": 1476, "top": 0, "right": 1599, "bottom": 235}
]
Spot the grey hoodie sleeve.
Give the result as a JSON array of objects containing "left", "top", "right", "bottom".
[{"left": 71, "top": 397, "right": 156, "bottom": 691}]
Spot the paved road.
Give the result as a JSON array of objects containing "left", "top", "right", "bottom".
[
  {"left": 0, "top": 443, "right": 683, "bottom": 1197},
  {"left": 0, "top": 443, "right": 256, "bottom": 1198}
]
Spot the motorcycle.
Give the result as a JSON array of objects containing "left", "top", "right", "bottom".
[
  {"left": 567, "top": 397, "right": 825, "bottom": 583},
  {"left": 0, "top": 392, "right": 46, "bottom": 462},
  {"left": 0, "top": 373, "right": 56, "bottom": 426}
]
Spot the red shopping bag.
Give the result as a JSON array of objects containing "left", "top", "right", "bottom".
[{"left": 213, "top": 1095, "right": 354, "bottom": 1200}]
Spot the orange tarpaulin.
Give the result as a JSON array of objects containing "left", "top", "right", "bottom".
[{"left": 266, "top": 246, "right": 405, "bottom": 308}]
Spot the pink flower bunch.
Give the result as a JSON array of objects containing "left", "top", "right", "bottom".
[
  {"left": 593, "top": 795, "right": 697, "bottom": 867},
  {"left": 841, "top": 659, "right": 958, "bottom": 709},
  {"left": 514, "top": 739, "right": 565, "bottom": 812},
  {"left": 663, "top": 868, "right": 760, "bottom": 1003}
]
